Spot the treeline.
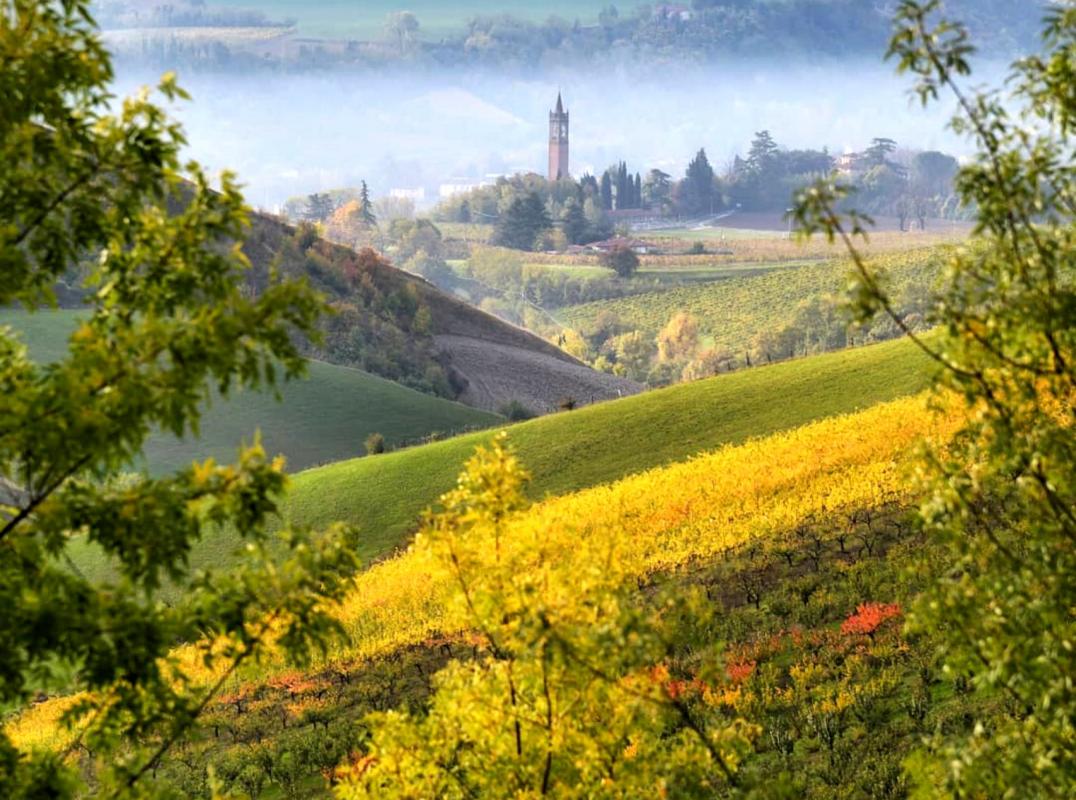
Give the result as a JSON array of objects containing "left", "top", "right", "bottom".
[
  {"left": 436, "top": 173, "right": 616, "bottom": 252},
  {"left": 575, "top": 286, "right": 933, "bottom": 388},
  {"left": 665, "top": 134, "right": 965, "bottom": 222},
  {"left": 720, "top": 132, "right": 965, "bottom": 225},
  {"left": 245, "top": 220, "right": 458, "bottom": 399},
  {"left": 105, "top": 0, "right": 1040, "bottom": 72},
  {"left": 435, "top": 134, "right": 965, "bottom": 252},
  {"left": 95, "top": 0, "right": 292, "bottom": 30}
]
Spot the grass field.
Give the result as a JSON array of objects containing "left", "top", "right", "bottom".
[
  {"left": 439, "top": 223, "right": 494, "bottom": 243},
  {"left": 222, "top": 1, "right": 609, "bottom": 39},
  {"left": 1, "top": 309, "right": 499, "bottom": 475},
  {"left": 64, "top": 334, "right": 936, "bottom": 590},
  {"left": 523, "top": 262, "right": 610, "bottom": 279},
  {"left": 561, "top": 248, "right": 944, "bottom": 352}
]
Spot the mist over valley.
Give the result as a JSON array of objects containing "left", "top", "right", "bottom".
[{"left": 114, "top": 60, "right": 983, "bottom": 209}]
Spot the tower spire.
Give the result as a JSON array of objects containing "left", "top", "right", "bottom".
[{"left": 549, "top": 90, "right": 569, "bottom": 181}]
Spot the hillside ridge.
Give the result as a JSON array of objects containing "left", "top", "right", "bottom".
[{"left": 247, "top": 212, "right": 642, "bottom": 413}]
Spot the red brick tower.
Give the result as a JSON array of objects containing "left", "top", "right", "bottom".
[{"left": 548, "top": 92, "right": 569, "bottom": 181}]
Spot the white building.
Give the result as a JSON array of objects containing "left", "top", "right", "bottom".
[{"left": 390, "top": 187, "right": 426, "bottom": 202}]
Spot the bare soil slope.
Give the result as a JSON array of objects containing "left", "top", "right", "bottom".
[{"left": 435, "top": 334, "right": 640, "bottom": 413}]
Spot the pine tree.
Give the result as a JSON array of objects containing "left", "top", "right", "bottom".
[
  {"left": 305, "top": 192, "right": 334, "bottom": 222},
  {"left": 862, "top": 137, "right": 897, "bottom": 168},
  {"left": 359, "top": 180, "right": 378, "bottom": 226},
  {"left": 746, "top": 130, "right": 781, "bottom": 177}
]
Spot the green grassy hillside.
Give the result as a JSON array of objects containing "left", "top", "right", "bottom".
[
  {"left": 1, "top": 309, "right": 499, "bottom": 474},
  {"left": 67, "top": 336, "right": 932, "bottom": 585},
  {"left": 279, "top": 335, "right": 935, "bottom": 563}
]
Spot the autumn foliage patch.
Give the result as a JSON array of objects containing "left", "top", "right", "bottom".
[{"left": 840, "top": 602, "right": 902, "bottom": 640}]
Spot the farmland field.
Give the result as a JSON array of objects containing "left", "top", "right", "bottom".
[
  {"left": 1, "top": 309, "right": 499, "bottom": 475},
  {"left": 220, "top": 1, "right": 610, "bottom": 39},
  {"left": 515, "top": 261, "right": 799, "bottom": 283},
  {"left": 561, "top": 248, "right": 945, "bottom": 354},
  {"left": 13, "top": 389, "right": 949, "bottom": 756},
  {"left": 644, "top": 227, "right": 968, "bottom": 262}
]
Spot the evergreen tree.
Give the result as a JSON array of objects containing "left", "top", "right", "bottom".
[
  {"left": 746, "top": 130, "right": 781, "bottom": 177},
  {"left": 599, "top": 171, "right": 614, "bottom": 211},
  {"left": 681, "top": 148, "right": 715, "bottom": 215},
  {"left": 304, "top": 192, "right": 334, "bottom": 222},
  {"left": 644, "top": 169, "right": 672, "bottom": 210},
  {"left": 579, "top": 173, "right": 600, "bottom": 200},
  {"left": 561, "top": 198, "right": 588, "bottom": 245},
  {"left": 359, "top": 180, "right": 378, "bottom": 226},
  {"left": 492, "top": 191, "right": 551, "bottom": 251},
  {"left": 862, "top": 137, "right": 898, "bottom": 168},
  {"left": 583, "top": 196, "right": 612, "bottom": 241},
  {"left": 634, "top": 172, "right": 643, "bottom": 209}
]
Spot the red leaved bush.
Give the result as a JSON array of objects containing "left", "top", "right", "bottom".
[
  {"left": 841, "top": 603, "right": 902, "bottom": 640},
  {"left": 726, "top": 660, "right": 758, "bottom": 684}
]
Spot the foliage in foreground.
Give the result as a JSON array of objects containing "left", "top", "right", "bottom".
[
  {"left": 792, "top": 1, "right": 1076, "bottom": 794},
  {"left": 0, "top": 2, "right": 357, "bottom": 796},
  {"left": 9, "top": 394, "right": 942, "bottom": 745},
  {"left": 338, "top": 435, "right": 757, "bottom": 797}
]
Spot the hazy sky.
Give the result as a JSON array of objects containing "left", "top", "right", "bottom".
[{"left": 114, "top": 60, "right": 989, "bottom": 209}]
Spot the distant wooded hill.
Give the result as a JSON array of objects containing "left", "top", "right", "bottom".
[{"left": 104, "top": 0, "right": 1043, "bottom": 71}]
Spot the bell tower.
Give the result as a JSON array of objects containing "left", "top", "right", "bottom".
[{"left": 548, "top": 92, "right": 569, "bottom": 181}]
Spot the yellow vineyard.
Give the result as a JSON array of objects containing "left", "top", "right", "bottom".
[{"left": 9, "top": 394, "right": 956, "bottom": 749}]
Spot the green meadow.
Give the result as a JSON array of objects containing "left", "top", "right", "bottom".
[{"left": 1, "top": 308, "right": 498, "bottom": 475}]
